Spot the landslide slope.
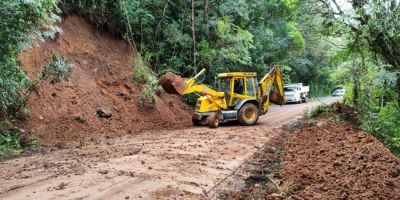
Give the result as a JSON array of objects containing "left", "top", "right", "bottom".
[{"left": 17, "top": 15, "right": 191, "bottom": 147}]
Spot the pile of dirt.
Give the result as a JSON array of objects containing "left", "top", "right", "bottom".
[
  {"left": 282, "top": 120, "right": 400, "bottom": 199},
  {"left": 158, "top": 72, "right": 187, "bottom": 95},
  {"left": 17, "top": 15, "right": 192, "bottom": 147},
  {"left": 220, "top": 118, "right": 400, "bottom": 199}
]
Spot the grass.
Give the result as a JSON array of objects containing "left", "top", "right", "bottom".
[
  {"left": 0, "top": 129, "right": 37, "bottom": 158},
  {"left": 132, "top": 56, "right": 162, "bottom": 105},
  {"left": 308, "top": 104, "right": 335, "bottom": 117},
  {"left": 138, "top": 85, "right": 157, "bottom": 105}
]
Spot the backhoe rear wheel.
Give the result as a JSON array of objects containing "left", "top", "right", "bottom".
[
  {"left": 238, "top": 103, "right": 259, "bottom": 126},
  {"left": 207, "top": 111, "right": 220, "bottom": 128}
]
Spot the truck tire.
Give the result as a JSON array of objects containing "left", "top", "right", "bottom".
[
  {"left": 238, "top": 103, "right": 259, "bottom": 126},
  {"left": 207, "top": 112, "right": 219, "bottom": 128}
]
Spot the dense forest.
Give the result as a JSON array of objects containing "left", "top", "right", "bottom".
[{"left": 0, "top": 0, "right": 399, "bottom": 155}]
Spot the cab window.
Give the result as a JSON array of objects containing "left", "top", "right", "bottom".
[
  {"left": 218, "top": 78, "right": 231, "bottom": 93},
  {"left": 233, "top": 78, "right": 244, "bottom": 94},
  {"left": 246, "top": 78, "right": 256, "bottom": 97}
]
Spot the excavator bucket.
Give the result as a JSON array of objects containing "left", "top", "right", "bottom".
[
  {"left": 159, "top": 72, "right": 187, "bottom": 95},
  {"left": 269, "top": 89, "right": 286, "bottom": 105}
]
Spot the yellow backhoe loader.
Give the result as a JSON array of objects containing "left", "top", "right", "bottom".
[{"left": 166, "top": 65, "right": 286, "bottom": 128}]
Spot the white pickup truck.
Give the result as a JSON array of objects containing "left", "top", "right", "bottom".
[{"left": 284, "top": 83, "right": 309, "bottom": 103}]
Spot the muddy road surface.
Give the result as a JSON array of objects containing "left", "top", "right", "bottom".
[{"left": 0, "top": 97, "right": 339, "bottom": 200}]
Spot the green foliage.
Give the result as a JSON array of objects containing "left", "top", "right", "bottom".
[
  {"left": 0, "top": 130, "right": 22, "bottom": 157},
  {"left": 361, "top": 103, "right": 400, "bottom": 156},
  {"left": 132, "top": 56, "right": 162, "bottom": 105},
  {"left": 133, "top": 57, "right": 162, "bottom": 93},
  {"left": 0, "top": 60, "right": 29, "bottom": 116},
  {"left": 133, "top": 58, "right": 152, "bottom": 83},
  {"left": 312, "top": 0, "right": 400, "bottom": 155},
  {"left": 308, "top": 84, "right": 331, "bottom": 98},
  {"left": 308, "top": 104, "right": 334, "bottom": 118},
  {"left": 0, "top": 0, "right": 60, "bottom": 117},
  {"left": 198, "top": 40, "right": 216, "bottom": 67},
  {"left": 0, "top": 129, "right": 37, "bottom": 158},
  {"left": 60, "top": 0, "right": 307, "bottom": 81},
  {"left": 343, "top": 83, "right": 354, "bottom": 105},
  {"left": 42, "top": 55, "right": 74, "bottom": 84},
  {"left": 138, "top": 85, "right": 157, "bottom": 106},
  {"left": 182, "top": 93, "right": 199, "bottom": 106},
  {"left": 215, "top": 19, "right": 254, "bottom": 66},
  {"left": 287, "top": 22, "right": 304, "bottom": 52}
]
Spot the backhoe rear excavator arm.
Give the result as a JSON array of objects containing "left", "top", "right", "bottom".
[{"left": 258, "top": 64, "right": 286, "bottom": 114}]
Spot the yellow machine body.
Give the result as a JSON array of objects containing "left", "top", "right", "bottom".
[{"left": 182, "top": 65, "right": 286, "bottom": 127}]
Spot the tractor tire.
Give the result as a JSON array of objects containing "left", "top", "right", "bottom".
[
  {"left": 238, "top": 103, "right": 259, "bottom": 126},
  {"left": 207, "top": 111, "right": 220, "bottom": 128}
]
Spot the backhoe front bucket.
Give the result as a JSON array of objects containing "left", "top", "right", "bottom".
[{"left": 159, "top": 72, "right": 187, "bottom": 95}]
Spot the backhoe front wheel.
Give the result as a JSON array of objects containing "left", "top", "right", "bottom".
[
  {"left": 238, "top": 103, "right": 259, "bottom": 126},
  {"left": 207, "top": 111, "right": 220, "bottom": 128}
]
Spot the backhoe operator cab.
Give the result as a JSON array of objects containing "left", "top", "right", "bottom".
[{"left": 185, "top": 65, "right": 286, "bottom": 128}]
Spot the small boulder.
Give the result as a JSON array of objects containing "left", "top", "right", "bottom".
[
  {"left": 74, "top": 115, "right": 86, "bottom": 123},
  {"left": 96, "top": 107, "right": 112, "bottom": 118}
]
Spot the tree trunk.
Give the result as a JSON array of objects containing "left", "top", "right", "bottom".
[
  {"left": 352, "top": 54, "right": 359, "bottom": 106},
  {"left": 353, "top": 77, "right": 359, "bottom": 106},
  {"left": 204, "top": 0, "right": 209, "bottom": 37},
  {"left": 192, "top": 0, "right": 197, "bottom": 74},
  {"left": 397, "top": 73, "right": 400, "bottom": 106}
]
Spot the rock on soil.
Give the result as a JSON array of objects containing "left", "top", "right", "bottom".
[
  {"left": 96, "top": 107, "right": 112, "bottom": 118},
  {"left": 158, "top": 72, "right": 187, "bottom": 95},
  {"left": 17, "top": 15, "right": 192, "bottom": 147}
]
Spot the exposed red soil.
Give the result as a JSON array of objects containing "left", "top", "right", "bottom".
[
  {"left": 17, "top": 15, "right": 191, "bottom": 148},
  {"left": 282, "top": 120, "right": 400, "bottom": 199},
  {"left": 220, "top": 118, "right": 400, "bottom": 199}
]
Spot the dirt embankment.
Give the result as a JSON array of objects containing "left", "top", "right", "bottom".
[
  {"left": 17, "top": 15, "right": 191, "bottom": 148},
  {"left": 220, "top": 118, "right": 400, "bottom": 199}
]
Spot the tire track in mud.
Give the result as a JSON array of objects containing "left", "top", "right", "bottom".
[{"left": 0, "top": 97, "right": 339, "bottom": 200}]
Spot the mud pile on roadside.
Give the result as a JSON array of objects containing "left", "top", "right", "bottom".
[
  {"left": 17, "top": 15, "right": 191, "bottom": 148},
  {"left": 282, "top": 120, "right": 400, "bottom": 199},
  {"left": 220, "top": 118, "right": 400, "bottom": 199}
]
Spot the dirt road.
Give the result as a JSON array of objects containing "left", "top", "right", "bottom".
[{"left": 0, "top": 97, "right": 339, "bottom": 200}]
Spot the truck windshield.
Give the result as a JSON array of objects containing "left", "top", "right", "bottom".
[{"left": 284, "top": 87, "right": 295, "bottom": 92}]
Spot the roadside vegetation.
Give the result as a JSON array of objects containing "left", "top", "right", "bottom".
[
  {"left": 132, "top": 56, "right": 162, "bottom": 105},
  {"left": 0, "top": 0, "right": 399, "bottom": 156},
  {"left": 0, "top": 0, "right": 60, "bottom": 157},
  {"left": 314, "top": 0, "right": 400, "bottom": 156}
]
